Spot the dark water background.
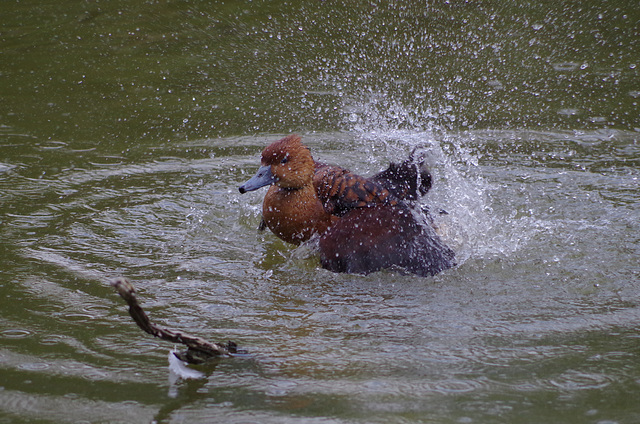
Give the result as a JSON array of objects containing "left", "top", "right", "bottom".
[{"left": 1, "top": 1, "right": 639, "bottom": 423}]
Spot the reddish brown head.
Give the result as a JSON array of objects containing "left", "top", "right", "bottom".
[{"left": 260, "top": 135, "right": 315, "bottom": 190}]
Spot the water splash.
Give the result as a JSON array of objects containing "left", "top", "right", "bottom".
[{"left": 339, "top": 97, "right": 539, "bottom": 265}]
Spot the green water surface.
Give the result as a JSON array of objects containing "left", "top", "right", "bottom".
[{"left": 1, "top": 1, "right": 639, "bottom": 423}]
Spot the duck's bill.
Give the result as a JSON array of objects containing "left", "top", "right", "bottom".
[{"left": 239, "top": 165, "right": 276, "bottom": 193}]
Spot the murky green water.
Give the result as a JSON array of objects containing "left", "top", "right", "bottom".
[{"left": 1, "top": 1, "right": 639, "bottom": 423}]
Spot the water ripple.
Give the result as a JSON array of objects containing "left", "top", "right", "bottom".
[
  {"left": 548, "top": 370, "right": 615, "bottom": 391},
  {"left": 431, "top": 378, "right": 488, "bottom": 394},
  {"left": 1, "top": 328, "right": 32, "bottom": 339}
]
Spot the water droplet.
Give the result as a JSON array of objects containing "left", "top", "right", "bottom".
[
  {"left": 552, "top": 62, "right": 579, "bottom": 72},
  {"left": 558, "top": 108, "right": 580, "bottom": 116}
]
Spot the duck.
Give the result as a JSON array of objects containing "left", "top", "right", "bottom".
[{"left": 238, "top": 135, "right": 455, "bottom": 276}]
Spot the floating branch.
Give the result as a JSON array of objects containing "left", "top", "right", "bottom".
[{"left": 111, "top": 277, "right": 242, "bottom": 364}]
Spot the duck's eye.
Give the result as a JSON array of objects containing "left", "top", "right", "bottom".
[{"left": 281, "top": 157, "right": 289, "bottom": 164}]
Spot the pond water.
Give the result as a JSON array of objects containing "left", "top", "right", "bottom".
[{"left": 1, "top": 1, "right": 639, "bottom": 423}]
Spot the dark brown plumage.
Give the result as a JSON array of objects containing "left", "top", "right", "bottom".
[
  {"left": 239, "top": 135, "right": 455, "bottom": 276},
  {"left": 318, "top": 205, "right": 455, "bottom": 276}
]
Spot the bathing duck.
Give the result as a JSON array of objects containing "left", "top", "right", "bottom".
[{"left": 239, "top": 135, "right": 455, "bottom": 276}]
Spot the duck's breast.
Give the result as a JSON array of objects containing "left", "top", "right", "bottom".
[{"left": 262, "top": 186, "right": 335, "bottom": 245}]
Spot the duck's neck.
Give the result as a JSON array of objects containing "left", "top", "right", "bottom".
[
  {"left": 279, "top": 185, "right": 303, "bottom": 193},
  {"left": 270, "top": 183, "right": 315, "bottom": 201}
]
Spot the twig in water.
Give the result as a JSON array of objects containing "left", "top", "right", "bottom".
[{"left": 111, "top": 277, "right": 243, "bottom": 364}]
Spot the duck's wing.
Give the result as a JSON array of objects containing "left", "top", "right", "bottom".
[
  {"left": 371, "top": 158, "right": 432, "bottom": 204},
  {"left": 313, "top": 163, "right": 399, "bottom": 216}
]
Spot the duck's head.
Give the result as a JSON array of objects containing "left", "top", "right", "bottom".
[{"left": 239, "top": 135, "right": 315, "bottom": 193}]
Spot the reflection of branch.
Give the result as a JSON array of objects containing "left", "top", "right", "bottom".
[{"left": 111, "top": 277, "right": 242, "bottom": 364}]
